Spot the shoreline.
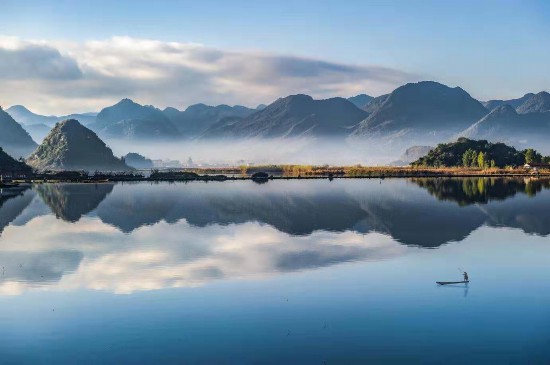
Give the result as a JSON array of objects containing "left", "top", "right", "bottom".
[{"left": 5, "top": 169, "right": 549, "bottom": 185}]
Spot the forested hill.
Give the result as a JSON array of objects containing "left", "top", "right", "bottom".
[{"left": 411, "top": 138, "right": 550, "bottom": 168}]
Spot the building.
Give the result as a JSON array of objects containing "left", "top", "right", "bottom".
[{"left": 523, "top": 162, "right": 550, "bottom": 171}]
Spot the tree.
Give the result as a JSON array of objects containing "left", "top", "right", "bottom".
[
  {"left": 477, "top": 151, "right": 486, "bottom": 169},
  {"left": 524, "top": 148, "right": 542, "bottom": 164},
  {"left": 462, "top": 149, "right": 477, "bottom": 167},
  {"left": 462, "top": 150, "right": 471, "bottom": 167}
]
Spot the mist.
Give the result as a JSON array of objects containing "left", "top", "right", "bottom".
[{"left": 105, "top": 137, "right": 404, "bottom": 167}]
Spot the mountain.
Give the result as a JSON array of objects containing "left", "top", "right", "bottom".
[
  {"left": 201, "top": 94, "right": 369, "bottom": 139},
  {"left": 516, "top": 91, "right": 550, "bottom": 114},
  {"left": 347, "top": 94, "right": 373, "bottom": 108},
  {"left": 92, "top": 99, "right": 180, "bottom": 140},
  {"left": 352, "top": 81, "right": 488, "bottom": 145},
  {"left": 458, "top": 105, "right": 550, "bottom": 151},
  {"left": 0, "top": 107, "right": 38, "bottom": 158},
  {"left": 124, "top": 152, "right": 154, "bottom": 169},
  {"left": 390, "top": 145, "right": 433, "bottom": 166},
  {"left": 163, "top": 103, "right": 255, "bottom": 137},
  {"left": 482, "top": 94, "right": 534, "bottom": 111},
  {"left": 6, "top": 105, "right": 97, "bottom": 126},
  {"left": 255, "top": 104, "right": 267, "bottom": 110},
  {"left": 6, "top": 105, "right": 58, "bottom": 126},
  {"left": 26, "top": 119, "right": 130, "bottom": 171}
]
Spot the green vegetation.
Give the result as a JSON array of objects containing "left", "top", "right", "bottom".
[{"left": 413, "top": 137, "right": 549, "bottom": 168}]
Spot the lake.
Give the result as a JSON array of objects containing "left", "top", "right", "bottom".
[{"left": 0, "top": 178, "right": 549, "bottom": 364}]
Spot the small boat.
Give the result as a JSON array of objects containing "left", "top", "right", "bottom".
[{"left": 436, "top": 280, "right": 469, "bottom": 285}]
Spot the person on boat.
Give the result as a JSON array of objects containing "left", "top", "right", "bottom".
[{"left": 463, "top": 272, "right": 469, "bottom": 281}]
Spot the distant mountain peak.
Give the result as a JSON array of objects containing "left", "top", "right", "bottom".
[
  {"left": 516, "top": 91, "right": 550, "bottom": 114},
  {"left": 347, "top": 93, "right": 373, "bottom": 108},
  {"left": 7, "top": 105, "right": 32, "bottom": 113},
  {"left": 353, "top": 80, "right": 487, "bottom": 144}
]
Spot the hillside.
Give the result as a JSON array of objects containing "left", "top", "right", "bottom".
[
  {"left": 352, "top": 81, "right": 488, "bottom": 144},
  {"left": 411, "top": 137, "right": 526, "bottom": 168},
  {"left": 458, "top": 105, "right": 550, "bottom": 152},
  {"left": 124, "top": 152, "right": 154, "bottom": 169},
  {"left": 92, "top": 99, "right": 180, "bottom": 140},
  {"left": 0, "top": 147, "right": 32, "bottom": 174},
  {"left": 362, "top": 94, "right": 389, "bottom": 113},
  {"left": 163, "top": 103, "right": 255, "bottom": 137},
  {"left": 201, "top": 94, "right": 368, "bottom": 138},
  {"left": 0, "top": 107, "right": 38, "bottom": 158},
  {"left": 26, "top": 119, "right": 130, "bottom": 171}
]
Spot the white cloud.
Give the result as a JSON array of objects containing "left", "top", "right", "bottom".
[{"left": 0, "top": 36, "right": 418, "bottom": 114}]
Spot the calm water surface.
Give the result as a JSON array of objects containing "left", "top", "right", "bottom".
[{"left": 0, "top": 178, "right": 549, "bottom": 364}]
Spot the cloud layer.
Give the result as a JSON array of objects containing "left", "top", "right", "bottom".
[{"left": 0, "top": 36, "right": 417, "bottom": 114}]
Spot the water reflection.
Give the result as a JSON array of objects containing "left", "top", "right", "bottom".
[
  {"left": 36, "top": 183, "right": 114, "bottom": 222},
  {"left": 0, "top": 186, "right": 34, "bottom": 235},
  {"left": 0, "top": 178, "right": 548, "bottom": 294},
  {"left": 412, "top": 177, "right": 550, "bottom": 205}
]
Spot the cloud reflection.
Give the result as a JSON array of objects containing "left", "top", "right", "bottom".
[{"left": 0, "top": 215, "right": 404, "bottom": 295}]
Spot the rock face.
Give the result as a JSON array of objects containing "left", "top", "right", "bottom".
[
  {"left": 92, "top": 99, "right": 180, "bottom": 140},
  {"left": 123, "top": 152, "right": 154, "bottom": 169},
  {"left": 347, "top": 94, "right": 373, "bottom": 108},
  {"left": 26, "top": 119, "right": 130, "bottom": 171},
  {"left": 0, "top": 107, "right": 38, "bottom": 158},
  {"left": 163, "top": 104, "right": 255, "bottom": 137},
  {"left": 201, "top": 94, "right": 368, "bottom": 138},
  {"left": 352, "top": 81, "right": 488, "bottom": 144}
]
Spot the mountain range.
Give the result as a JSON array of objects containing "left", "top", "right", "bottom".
[
  {"left": 201, "top": 94, "right": 368, "bottom": 138},
  {"left": 163, "top": 103, "right": 256, "bottom": 137},
  {"left": 3, "top": 81, "right": 550, "bottom": 160}
]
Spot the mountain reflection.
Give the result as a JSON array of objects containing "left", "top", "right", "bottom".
[
  {"left": 0, "top": 186, "right": 34, "bottom": 236},
  {"left": 36, "top": 183, "right": 114, "bottom": 222},
  {"left": 0, "top": 178, "right": 548, "bottom": 294}
]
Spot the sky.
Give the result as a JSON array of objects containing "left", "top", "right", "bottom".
[{"left": 0, "top": 0, "right": 549, "bottom": 114}]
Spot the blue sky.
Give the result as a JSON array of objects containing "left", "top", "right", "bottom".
[{"left": 1, "top": 0, "right": 549, "bottom": 113}]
